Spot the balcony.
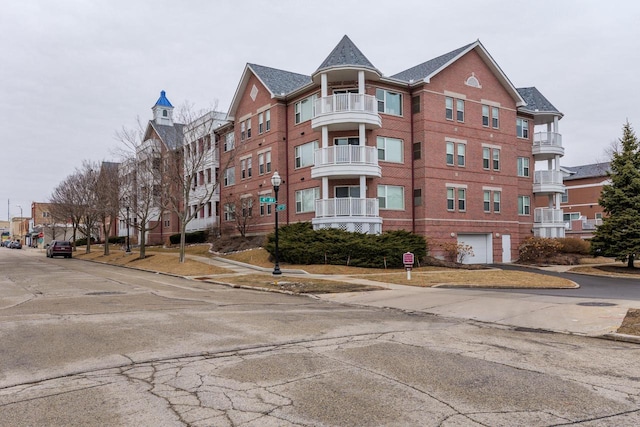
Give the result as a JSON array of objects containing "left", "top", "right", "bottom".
[
  {"left": 311, "top": 145, "right": 381, "bottom": 179},
  {"left": 532, "top": 132, "right": 564, "bottom": 160},
  {"left": 312, "top": 197, "right": 382, "bottom": 234},
  {"left": 533, "top": 208, "right": 564, "bottom": 224},
  {"left": 533, "top": 170, "right": 564, "bottom": 194},
  {"left": 312, "top": 93, "right": 382, "bottom": 131}
]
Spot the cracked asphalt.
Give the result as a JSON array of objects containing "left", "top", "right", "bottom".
[{"left": 1, "top": 249, "right": 639, "bottom": 426}]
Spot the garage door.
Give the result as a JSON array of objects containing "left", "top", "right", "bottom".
[{"left": 457, "top": 234, "right": 492, "bottom": 264}]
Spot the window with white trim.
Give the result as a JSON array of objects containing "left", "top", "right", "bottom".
[
  {"left": 517, "top": 157, "right": 530, "bottom": 177},
  {"left": 295, "top": 95, "right": 317, "bottom": 124},
  {"left": 445, "top": 97, "right": 453, "bottom": 120},
  {"left": 258, "top": 112, "right": 264, "bottom": 134},
  {"left": 492, "top": 149, "right": 500, "bottom": 170},
  {"left": 447, "top": 185, "right": 467, "bottom": 212},
  {"left": 457, "top": 188, "right": 466, "bottom": 211},
  {"left": 492, "top": 107, "right": 499, "bottom": 128},
  {"left": 223, "top": 203, "right": 235, "bottom": 221},
  {"left": 265, "top": 109, "right": 271, "bottom": 131},
  {"left": 260, "top": 194, "right": 273, "bottom": 216},
  {"left": 457, "top": 143, "right": 466, "bottom": 167},
  {"left": 224, "top": 167, "right": 235, "bottom": 186},
  {"left": 494, "top": 191, "right": 501, "bottom": 213},
  {"left": 258, "top": 151, "right": 272, "bottom": 175},
  {"left": 240, "top": 121, "right": 246, "bottom": 141},
  {"left": 240, "top": 157, "right": 252, "bottom": 179},
  {"left": 224, "top": 132, "right": 235, "bottom": 151},
  {"left": 518, "top": 195, "right": 531, "bottom": 215},
  {"left": 517, "top": 118, "right": 529, "bottom": 139},
  {"left": 295, "top": 140, "right": 318, "bottom": 168},
  {"left": 483, "top": 190, "right": 491, "bottom": 212},
  {"left": 376, "top": 89, "right": 402, "bottom": 116},
  {"left": 483, "top": 147, "right": 490, "bottom": 169},
  {"left": 446, "top": 141, "right": 454, "bottom": 165},
  {"left": 378, "top": 185, "right": 404, "bottom": 210},
  {"left": 377, "top": 136, "right": 403, "bottom": 163},
  {"left": 456, "top": 99, "right": 464, "bottom": 122},
  {"left": 295, "top": 187, "right": 319, "bottom": 213},
  {"left": 447, "top": 188, "right": 455, "bottom": 211},
  {"left": 482, "top": 105, "right": 489, "bottom": 127},
  {"left": 246, "top": 118, "right": 251, "bottom": 138},
  {"left": 561, "top": 189, "right": 568, "bottom": 203}
]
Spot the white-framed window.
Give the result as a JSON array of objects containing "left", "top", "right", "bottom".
[
  {"left": 517, "top": 118, "right": 529, "bottom": 139},
  {"left": 517, "top": 157, "right": 530, "bottom": 177},
  {"left": 295, "top": 140, "right": 318, "bottom": 168},
  {"left": 492, "top": 149, "right": 500, "bottom": 170},
  {"left": 483, "top": 190, "right": 491, "bottom": 212},
  {"left": 240, "top": 157, "right": 252, "bottom": 179},
  {"left": 265, "top": 109, "right": 271, "bottom": 131},
  {"left": 260, "top": 194, "right": 273, "bottom": 216},
  {"left": 518, "top": 195, "right": 531, "bottom": 215},
  {"left": 246, "top": 118, "right": 251, "bottom": 139},
  {"left": 335, "top": 137, "right": 359, "bottom": 146},
  {"left": 446, "top": 141, "right": 455, "bottom": 165},
  {"left": 457, "top": 188, "right": 466, "bottom": 211},
  {"left": 224, "top": 203, "right": 235, "bottom": 221},
  {"left": 445, "top": 97, "right": 453, "bottom": 120},
  {"left": 494, "top": 191, "right": 501, "bottom": 213},
  {"left": 377, "top": 136, "right": 403, "bottom": 163},
  {"left": 482, "top": 105, "right": 489, "bottom": 127},
  {"left": 595, "top": 212, "right": 603, "bottom": 220},
  {"left": 258, "top": 152, "right": 265, "bottom": 175},
  {"left": 447, "top": 188, "right": 455, "bottom": 211},
  {"left": 457, "top": 143, "right": 466, "bottom": 167},
  {"left": 258, "top": 112, "right": 264, "bottom": 134},
  {"left": 240, "top": 121, "right": 246, "bottom": 141},
  {"left": 295, "top": 187, "right": 319, "bottom": 213},
  {"left": 224, "top": 132, "right": 235, "bottom": 151},
  {"left": 295, "top": 94, "right": 317, "bottom": 124},
  {"left": 561, "top": 189, "right": 568, "bottom": 203},
  {"left": 224, "top": 167, "right": 235, "bottom": 186},
  {"left": 564, "top": 212, "right": 580, "bottom": 222},
  {"left": 378, "top": 185, "right": 404, "bottom": 210},
  {"left": 335, "top": 186, "right": 360, "bottom": 198},
  {"left": 241, "top": 197, "right": 253, "bottom": 218},
  {"left": 376, "top": 89, "right": 402, "bottom": 116},
  {"left": 456, "top": 99, "right": 464, "bottom": 122},
  {"left": 482, "top": 147, "right": 490, "bottom": 169},
  {"left": 492, "top": 107, "right": 499, "bottom": 128}
]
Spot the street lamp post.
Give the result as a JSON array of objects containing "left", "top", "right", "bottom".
[
  {"left": 126, "top": 206, "right": 131, "bottom": 254},
  {"left": 16, "top": 205, "right": 23, "bottom": 244},
  {"left": 271, "top": 171, "right": 282, "bottom": 275}
]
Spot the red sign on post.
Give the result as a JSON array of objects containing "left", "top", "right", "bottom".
[{"left": 403, "top": 252, "right": 414, "bottom": 267}]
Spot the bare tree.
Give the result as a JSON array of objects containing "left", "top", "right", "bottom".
[
  {"left": 95, "top": 161, "right": 121, "bottom": 255},
  {"left": 50, "top": 172, "right": 85, "bottom": 250},
  {"left": 223, "top": 193, "right": 257, "bottom": 238},
  {"left": 73, "top": 161, "right": 102, "bottom": 254}
]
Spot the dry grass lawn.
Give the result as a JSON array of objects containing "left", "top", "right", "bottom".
[{"left": 617, "top": 309, "right": 640, "bottom": 336}]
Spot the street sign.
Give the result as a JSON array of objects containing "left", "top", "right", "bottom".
[
  {"left": 259, "top": 197, "right": 276, "bottom": 204},
  {"left": 403, "top": 252, "right": 415, "bottom": 266},
  {"left": 276, "top": 204, "right": 286, "bottom": 211}
]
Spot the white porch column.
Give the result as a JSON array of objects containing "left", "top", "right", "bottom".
[
  {"left": 321, "top": 73, "right": 328, "bottom": 98},
  {"left": 322, "top": 126, "right": 329, "bottom": 149},
  {"left": 359, "top": 124, "right": 365, "bottom": 146},
  {"left": 358, "top": 71, "right": 365, "bottom": 94},
  {"left": 323, "top": 177, "right": 329, "bottom": 200}
]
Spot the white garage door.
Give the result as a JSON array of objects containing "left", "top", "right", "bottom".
[{"left": 457, "top": 234, "right": 492, "bottom": 264}]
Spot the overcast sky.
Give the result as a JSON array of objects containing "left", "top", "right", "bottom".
[{"left": 2, "top": 0, "right": 638, "bottom": 221}]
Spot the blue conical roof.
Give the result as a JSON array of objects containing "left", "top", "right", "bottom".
[{"left": 154, "top": 90, "right": 173, "bottom": 108}]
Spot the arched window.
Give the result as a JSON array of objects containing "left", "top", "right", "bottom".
[{"left": 465, "top": 73, "right": 481, "bottom": 88}]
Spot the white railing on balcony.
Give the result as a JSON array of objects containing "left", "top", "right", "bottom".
[
  {"left": 534, "top": 208, "right": 564, "bottom": 224},
  {"left": 315, "top": 198, "right": 379, "bottom": 218},
  {"left": 534, "top": 170, "right": 564, "bottom": 186},
  {"left": 533, "top": 132, "right": 563, "bottom": 148},
  {"left": 314, "top": 93, "right": 378, "bottom": 116},
  {"left": 314, "top": 145, "right": 378, "bottom": 167}
]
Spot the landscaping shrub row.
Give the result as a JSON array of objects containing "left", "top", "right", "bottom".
[
  {"left": 169, "top": 230, "right": 208, "bottom": 245},
  {"left": 263, "top": 222, "right": 427, "bottom": 268}
]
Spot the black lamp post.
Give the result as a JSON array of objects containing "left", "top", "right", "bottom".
[
  {"left": 126, "top": 206, "right": 131, "bottom": 254},
  {"left": 271, "top": 171, "right": 282, "bottom": 275}
]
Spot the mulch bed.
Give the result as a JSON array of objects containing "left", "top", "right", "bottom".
[
  {"left": 594, "top": 265, "right": 640, "bottom": 275},
  {"left": 617, "top": 309, "right": 640, "bottom": 336}
]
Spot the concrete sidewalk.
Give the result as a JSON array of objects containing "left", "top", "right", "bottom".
[{"left": 209, "top": 256, "right": 639, "bottom": 342}]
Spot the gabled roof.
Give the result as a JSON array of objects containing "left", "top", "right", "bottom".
[
  {"left": 145, "top": 121, "right": 184, "bottom": 150},
  {"left": 563, "top": 162, "right": 611, "bottom": 181},
  {"left": 154, "top": 90, "right": 173, "bottom": 108},
  {"left": 517, "top": 87, "right": 563, "bottom": 122},
  {"left": 227, "top": 63, "right": 312, "bottom": 120},
  {"left": 314, "top": 35, "right": 380, "bottom": 75},
  {"left": 391, "top": 40, "right": 525, "bottom": 107}
]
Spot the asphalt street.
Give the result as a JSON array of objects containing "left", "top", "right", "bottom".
[{"left": 1, "top": 248, "right": 639, "bottom": 426}]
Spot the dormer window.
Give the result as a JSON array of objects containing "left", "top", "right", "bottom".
[{"left": 163, "top": 109, "right": 168, "bottom": 117}]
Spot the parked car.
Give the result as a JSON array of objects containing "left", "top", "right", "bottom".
[
  {"left": 46, "top": 240, "right": 72, "bottom": 258},
  {"left": 9, "top": 241, "right": 22, "bottom": 249}
]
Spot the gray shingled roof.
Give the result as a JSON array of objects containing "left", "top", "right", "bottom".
[
  {"left": 248, "top": 63, "right": 311, "bottom": 96},
  {"left": 152, "top": 122, "right": 184, "bottom": 150},
  {"left": 391, "top": 42, "right": 475, "bottom": 82},
  {"left": 517, "top": 87, "right": 560, "bottom": 113},
  {"left": 563, "top": 162, "right": 611, "bottom": 181},
  {"left": 315, "top": 35, "right": 379, "bottom": 73}
]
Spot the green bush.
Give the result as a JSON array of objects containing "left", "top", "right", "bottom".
[
  {"left": 107, "top": 236, "right": 126, "bottom": 244},
  {"left": 169, "top": 231, "right": 208, "bottom": 245},
  {"left": 556, "top": 238, "right": 590, "bottom": 255},
  {"left": 518, "top": 237, "right": 562, "bottom": 262},
  {"left": 264, "top": 222, "right": 427, "bottom": 268}
]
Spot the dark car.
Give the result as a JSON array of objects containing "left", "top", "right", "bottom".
[
  {"left": 46, "top": 240, "right": 72, "bottom": 258},
  {"left": 10, "top": 241, "right": 22, "bottom": 249}
]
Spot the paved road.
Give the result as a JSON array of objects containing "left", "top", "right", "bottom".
[
  {"left": 1, "top": 248, "right": 639, "bottom": 426},
  {"left": 495, "top": 264, "right": 640, "bottom": 300}
]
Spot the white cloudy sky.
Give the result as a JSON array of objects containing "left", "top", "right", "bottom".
[{"left": 2, "top": 0, "right": 638, "bottom": 220}]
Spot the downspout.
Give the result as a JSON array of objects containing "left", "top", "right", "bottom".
[
  {"left": 284, "top": 98, "right": 290, "bottom": 225},
  {"left": 410, "top": 83, "right": 416, "bottom": 233}
]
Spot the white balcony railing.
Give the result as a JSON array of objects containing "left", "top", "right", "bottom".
[
  {"left": 534, "top": 208, "right": 564, "bottom": 224},
  {"left": 534, "top": 170, "right": 564, "bottom": 186},
  {"left": 533, "top": 132, "right": 562, "bottom": 148},
  {"left": 314, "top": 145, "right": 378, "bottom": 167},
  {"left": 314, "top": 93, "right": 377, "bottom": 116},
  {"left": 315, "top": 198, "right": 379, "bottom": 218}
]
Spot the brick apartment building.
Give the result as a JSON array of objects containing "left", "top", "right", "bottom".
[{"left": 217, "top": 35, "right": 566, "bottom": 263}]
